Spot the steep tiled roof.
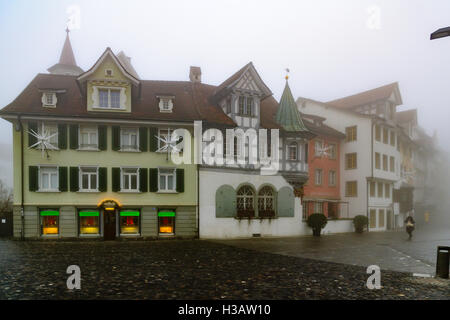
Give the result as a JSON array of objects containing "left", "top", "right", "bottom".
[
  {"left": 275, "top": 81, "right": 309, "bottom": 132},
  {"left": 327, "top": 82, "right": 400, "bottom": 109}
]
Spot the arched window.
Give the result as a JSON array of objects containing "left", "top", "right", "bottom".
[
  {"left": 287, "top": 142, "right": 298, "bottom": 161},
  {"left": 258, "top": 186, "right": 275, "bottom": 218},
  {"left": 236, "top": 185, "right": 255, "bottom": 217}
]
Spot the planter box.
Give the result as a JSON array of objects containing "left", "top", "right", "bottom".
[
  {"left": 237, "top": 210, "right": 255, "bottom": 219},
  {"left": 258, "top": 210, "right": 275, "bottom": 218}
]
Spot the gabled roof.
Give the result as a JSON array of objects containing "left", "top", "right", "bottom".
[
  {"left": 213, "top": 62, "right": 272, "bottom": 101},
  {"left": 301, "top": 114, "right": 346, "bottom": 139},
  {"left": 275, "top": 80, "right": 309, "bottom": 132},
  {"left": 77, "top": 48, "right": 140, "bottom": 85},
  {"left": 327, "top": 82, "right": 402, "bottom": 109}
]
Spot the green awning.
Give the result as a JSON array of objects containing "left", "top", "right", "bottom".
[
  {"left": 120, "top": 211, "right": 140, "bottom": 217},
  {"left": 40, "top": 210, "right": 59, "bottom": 216},
  {"left": 158, "top": 211, "right": 175, "bottom": 217},
  {"left": 79, "top": 211, "right": 99, "bottom": 217}
]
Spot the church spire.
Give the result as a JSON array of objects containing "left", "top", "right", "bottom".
[
  {"left": 275, "top": 72, "right": 309, "bottom": 132},
  {"left": 47, "top": 28, "right": 83, "bottom": 76}
]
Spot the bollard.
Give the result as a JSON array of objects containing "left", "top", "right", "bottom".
[{"left": 435, "top": 246, "right": 450, "bottom": 279}]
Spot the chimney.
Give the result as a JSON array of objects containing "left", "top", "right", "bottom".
[{"left": 189, "top": 66, "right": 201, "bottom": 83}]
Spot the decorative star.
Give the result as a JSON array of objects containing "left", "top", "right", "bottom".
[{"left": 28, "top": 128, "right": 58, "bottom": 159}]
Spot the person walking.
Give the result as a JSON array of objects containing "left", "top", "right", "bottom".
[{"left": 404, "top": 215, "right": 415, "bottom": 240}]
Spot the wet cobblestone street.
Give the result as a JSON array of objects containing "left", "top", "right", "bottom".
[{"left": 0, "top": 238, "right": 449, "bottom": 300}]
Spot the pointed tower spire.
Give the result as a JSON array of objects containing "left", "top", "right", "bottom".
[
  {"left": 47, "top": 28, "right": 84, "bottom": 76},
  {"left": 275, "top": 72, "right": 309, "bottom": 132}
]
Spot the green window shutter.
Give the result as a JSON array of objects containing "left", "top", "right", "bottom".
[
  {"left": 98, "top": 167, "right": 107, "bottom": 192},
  {"left": 216, "top": 185, "right": 236, "bottom": 217},
  {"left": 149, "top": 168, "right": 158, "bottom": 192},
  {"left": 58, "top": 167, "right": 68, "bottom": 192},
  {"left": 69, "top": 167, "right": 79, "bottom": 192},
  {"left": 112, "top": 167, "right": 121, "bottom": 192},
  {"left": 98, "top": 126, "right": 107, "bottom": 151},
  {"left": 112, "top": 126, "right": 120, "bottom": 151},
  {"left": 277, "top": 186, "right": 295, "bottom": 217},
  {"left": 139, "top": 127, "right": 148, "bottom": 152},
  {"left": 28, "top": 122, "right": 38, "bottom": 147},
  {"left": 28, "top": 166, "right": 38, "bottom": 191},
  {"left": 176, "top": 168, "right": 184, "bottom": 193},
  {"left": 69, "top": 125, "right": 78, "bottom": 149},
  {"left": 139, "top": 168, "right": 148, "bottom": 192},
  {"left": 149, "top": 127, "right": 158, "bottom": 152},
  {"left": 57, "top": 124, "right": 67, "bottom": 149}
]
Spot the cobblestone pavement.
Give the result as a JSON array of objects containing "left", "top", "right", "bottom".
[
  {"left": 213, "top": 223, "right": 450, "bottom": 276},
  {"left": 0, "top": 238, "right": 449, "bottom": 300}
]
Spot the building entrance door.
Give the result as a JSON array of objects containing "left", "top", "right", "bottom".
[{"left": 103, "top": 209, "right": 116, "bottom": 240}]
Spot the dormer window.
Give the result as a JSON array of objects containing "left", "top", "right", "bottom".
[
  {"left": 92, "top": 86, "right": 125, "bottom": 109},
  {"left": 42, "top": 92, "right": 57, "bottom": 108},
  {"left": 157, "top": 96, "right": 174, "bottom": 113},
  {"left": 238, "top": 96, "right": 253, "bottom": 116}
]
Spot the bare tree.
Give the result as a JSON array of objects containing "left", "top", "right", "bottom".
[{"left": 0, "top": 179, "right": 12, "bottom": 215}]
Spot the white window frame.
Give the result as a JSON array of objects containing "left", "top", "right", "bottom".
[
  {"left": 238, "top": 96, "right": 254, "bottom": 116},
  {"left": 79, "top": 166, "right": 99, "bottom": 192},
  {"left": 158, "top": 96, "right": 174, "bottom": 113},
  {"left": 37, "top": 122, "right": 59, "bottom": 149},
  {"left": 287, "top": 142, "right": 298, "bottom": 161},
  {"left": 78, "top": 125, "right": 99, "bottom": 150},
  {"left": 93, "top": 86, "right": 125, "bottom": 110},
  {"left": 120, "top": 167, "right": 140, "bottom": 192},
  {"left": 41, "top": 92, "right": 57, "bottom": 108},
  {"left": 157, "top": 128, "right": 174, "bottom": 151},
  {"left": 120, "top": 127, "right": 139, "bottom": 151},
  {"left": 328, "top": 170, "right": 336, "bottom": 186},
  {"left": 314, "top": 140, "right": 324, "bottom": 157},
  {"left": 315, "top": 169, "right": 323, "bottom": 185},
  {"left": 158, "top": 168, "right": 176, "bottom": 192},
  {"left": 39, "top": 165, "right": 59, "bottom": 192}
]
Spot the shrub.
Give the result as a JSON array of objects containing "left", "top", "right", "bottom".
[
  {"left": 307, "top": 213, "right": 328, "bottom": 236},
  {"left": 353, "top": 215, "right": 369, "bottom": 233}
]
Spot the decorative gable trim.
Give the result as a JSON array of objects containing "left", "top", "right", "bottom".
[{"left": 77, "top": 48, "right": 140, "bottom": 86}]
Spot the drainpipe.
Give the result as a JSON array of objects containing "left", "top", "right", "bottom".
[
  {"left": 196, "top": 163, "right": 200, "bottom": 239},
  {"left": 18, "top": 116, "right": 25, "bottom": 240}
]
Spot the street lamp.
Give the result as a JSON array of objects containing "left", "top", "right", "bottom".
[{"left": 430, "top": 27, "right": 450, "bottom": 40}]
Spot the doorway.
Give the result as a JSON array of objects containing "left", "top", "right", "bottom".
[{"left": 103, "top": 209, "right": 116, "bottom": 240}]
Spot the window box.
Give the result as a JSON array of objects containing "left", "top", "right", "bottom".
[
  {"left": 258, "top": 210, "right": 275, "bottom": 218},
  {"left": 237, "top": 209, "right": 255, "bottom": 219}
]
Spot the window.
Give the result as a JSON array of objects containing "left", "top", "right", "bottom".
[
  {"left": 375, "top": 152, "right": 381, "bottom": 169},
  {"left": 328, "top": 170, "right": 336, "bottom": 186},
  {"left": 42, "top": 92, "right": 57, "bottom": 107},
  {"left": 345, "top": 153, "right": 357, "bottom": 169},
  {"left": 315, "top": 169, "right": 323, "bottom": 185},
  {"left": 390, "top": 156, "right": 395, "bottom": 172},
  {"left": 79, "top": 210, "right": 100, "bottom": 235},
  {"left": 345, "top": 181, "right": 357, "bottom": 197},
  {"left": 40, "top": 209, "right": 59, "bottom": 235},
  {"left": 121, "top": 168, "right": 139, "bottom": 191},
  {"left": 105, "top": 69, "right": 113, "bottom": 77},
  {"left": 314, "top": 140, "right": 323, "bottom": 157},
  {"left": 159, "top": 168, "right": 176, "bottom": 192},
  {"left": 226, "top": 98, "right": 232, "bottom": 113},
  {"left": 378, "top": 182, "right": 383, "bottom": 198},
  {"left": 390, "top": 131, "right": 395, "bottom": 146},
  {"left": 314, "top": 202, "right": 323, "bottom": 214},
  {"left": 378, "top": 209, "right": 385, "bottom": 228},
  {"left": 120, "top": 210, "right": 140, "bottom": 235},
  {"left": 158, "top": 97, "right": 174, "bottom": 113},
  {"left": 80, "top": 167, "right": 98, "bottom": 191},
  {"left": 158, "top": 128, "right": 176, "bottom": 150},
  {"left": 39, "top": 166, "right": 58, "bottom": 191},
  {"left": 383, "top": 154, "right": 388, "bottom": 171},
  {"left": 345, "top": 126, "right": 357, "bottom": 142},
  {"left": 375, "top": 125, "right": 381, "bottom": 141},
  {"left": 258, "top": 186, "right": 275, "bottom": 217},
  {"left": 238, "top": 96, "right": 253, "bottom": 116},
  {"left": 385, "top": 184, "right": 390, "bottom": 199},
  {"left": 369, "top": 209, "right": 376, "bottom": 229},
  {"left": 98, "top": 88, "right": 122, "bottom": 109},
  {"left": 120, "top": 128, "right": 138, "bottom": 151},
  {"left": 383, "top": 128, "right": 389, "bottom": 144},
  {"left": 287, "top": 142, "right": 298, "bottom": 161},
  {"left": 38, "top": 123, "right": 58, "bottom": 149},
  {"left": 370, "top": 181, "right": 376, "bottom": 197},
  {"left": 328, "top": 143, "right": 337, "bottom": 159},
  {"left": 237, "top": 185, "right": 255, "bottom": 211},
  {"left": 79, "top": 125, "right": 98, "bottom": 150},
  {"left": 158, "top": 210, "right": 175, "bottom": 234}
]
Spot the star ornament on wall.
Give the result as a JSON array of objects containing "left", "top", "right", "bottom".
[
  {"left": 28, "top": 128, "right": 58, "bottom": 159},
  {"left": 155, "top": 134, "right": 182, "bottom": 154},
  {"left": 316, "top": 145, "right": 332, "bottom": 158}
]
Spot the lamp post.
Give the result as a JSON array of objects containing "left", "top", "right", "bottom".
[{"left": 430, "top": 27, "right": 450, "bottom": 40}]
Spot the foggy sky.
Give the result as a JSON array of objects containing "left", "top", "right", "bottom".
[{"left": 0, "top": 0, "right": 449, "bottom": 188}]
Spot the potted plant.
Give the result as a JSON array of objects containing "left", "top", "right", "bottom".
[
  {"left": 353, "top": 215, "right": 369, "bottom": 233},
  {"left": 307, "top": 213, "right": 328, "bottom": 237}
]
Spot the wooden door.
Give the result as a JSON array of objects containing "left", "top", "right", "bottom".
[{"left": 103, "top": 209, "right": 116, "bottom": 240}]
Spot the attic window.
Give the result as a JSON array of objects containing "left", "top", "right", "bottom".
[
  {"left": 157, "top": 96, "right": 174, "bottom": 113},
  {"left": 105, "top": 69, "right": 113, "bottom": 77},
  {"left": 42, "top": 92, "right": 57, "bottom": 108}
]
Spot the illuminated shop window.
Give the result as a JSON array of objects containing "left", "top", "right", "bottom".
[
  {"left": 158, "top": 211, "right": 175, "bottom": 234},
  {"left": 120, "top": 210, "right": 140, "bottom": 235},
  {"left": 79, "top": 210, "right": 100, "bottom": 235},
  {"left": 40, "top": 209, "right": 59, "bottom": 235}
]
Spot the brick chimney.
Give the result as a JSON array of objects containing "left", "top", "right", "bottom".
[{"left": 189, "top": 66, "right": 201, "bottom": 83}]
